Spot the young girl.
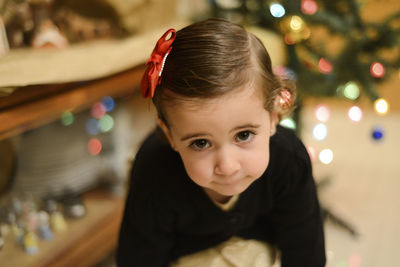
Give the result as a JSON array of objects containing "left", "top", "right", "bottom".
[{"left": 117, "top": 18, "right": 326, "bottom": 267}]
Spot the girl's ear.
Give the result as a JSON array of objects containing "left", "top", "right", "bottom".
[
  {"left": 270, "top": 112, "right": 279, "bottom": 136},
  {"left": 156, "top": 117, "right": 177, "bottom": 150},
  {"left": 269, "top": 95, "right": 281, "bottom": 136}
]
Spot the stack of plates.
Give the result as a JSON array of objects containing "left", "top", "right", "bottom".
[{"left": 13, "top": 111, "right": 113, "bottom": 197}]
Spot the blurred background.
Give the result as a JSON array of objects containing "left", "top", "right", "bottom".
[{"left": 0, "top": 0, "right": 399, "bottom": 266}]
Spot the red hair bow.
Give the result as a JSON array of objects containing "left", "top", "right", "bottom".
[{"left": 140, "top": 29, "right": 176, "bottom": 98}]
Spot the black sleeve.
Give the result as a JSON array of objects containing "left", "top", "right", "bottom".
[
  {"left": 116, "top": 135, "right": 175, "bottom": 267},
  {"left": 270, "top": 141, "right": 326, "bottom": 267}
]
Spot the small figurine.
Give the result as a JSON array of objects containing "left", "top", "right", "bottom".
[
  {"left": 61, "top": 192, "right": 86, "bottom": 219},
  {"left": 38, "top": 211, "right": 53, "bottom": 240},
  {"left": 23, "top": 230, "right": 39, "bottom": 254},
  {"left": 50, "top": 211, "right": 67, "bottom": 233}
]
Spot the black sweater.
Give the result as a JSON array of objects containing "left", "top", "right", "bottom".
[{"left": 117, "top": 126, "right": 326, "bottom": 267}]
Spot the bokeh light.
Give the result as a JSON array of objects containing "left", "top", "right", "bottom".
[
  {"left": 61, "top": 111, "right": 74, "bottom": 126},
  {"left": 315, "top": 104, "right": 331, "bottom": 122},
  {"left": 318, "top": 58, "right": 333, "bottom": 74},
  {"left": 91, "top": 102, "right": 106, "bottom": 119},
  {"left": 99, "top": 114, "right": 114, "bottom": 133},
  {"left": 289, "top": 16, "right": 305, "bottom": 32},
  {"left": 279, "top": 118, "right": 296, "bottom": 129},
  {"left": 348, "top": 254, "right": 362, "bottom": 267},
  {"left": 372, "top": 126, "right": 384, "bottom": 141},
  {"left": 374, "top": 98, "right": 389, "bottom": 115},
  {"left": 85, "top": 118, "right": 99, "bottom": 135},
  {"left": 313, "top": 123, "right": 328, "bottom": 141},
  {"left": 348, "top": 106, "right": 363, "bottom": 123},
  {"left": 101, "top": 96, "right": 115, "bottom": 112},
  {"left": 88, "top": 138, "right": 102, "bottom": 155},
  {"left": 343, "top": 82, "right": 360, "bottom": 100},
  {"left": 301, "top": 0, "right": 318, "bottom": 15},
  {"left": 269, "top": 3, "right": 285, "bottom": 18},
  {"left": 370, "top": 62, "right": 385, "bottom": 78},
  {"left": 319, "top": 148, "right": 333, "bottom": 164}
]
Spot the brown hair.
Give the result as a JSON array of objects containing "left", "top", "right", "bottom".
[{"left": 153, "top": 18, "right": 296, "bottom": 125}]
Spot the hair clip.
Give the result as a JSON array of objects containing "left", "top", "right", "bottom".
[
  {"left": 140, "top": 28, "right": 176, "bottom": 98},
  {"left": 279, "top": 89, "right": 292, "bottom": 109}
]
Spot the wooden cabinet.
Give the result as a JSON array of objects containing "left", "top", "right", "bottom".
[{"left": 0, "top": 66, "right": 145, "bottom": 267}]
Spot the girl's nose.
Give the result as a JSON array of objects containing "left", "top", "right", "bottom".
[{"left": 214, "top": 147, "right": 240, "bottom": 176}]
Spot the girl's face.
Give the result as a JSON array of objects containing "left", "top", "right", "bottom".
[{"left": 158, "top": 88, "right": 278, "bottom": 203}]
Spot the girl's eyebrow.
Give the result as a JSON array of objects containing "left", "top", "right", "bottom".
[
  {"left": 180, "top": 133, "right": 210, "bottom": 142},
  {"left": 180, "top": 124, "right": 260, "bottom": 142},
  {"left": 230, "top": 123, "right": 261, "bottom": 133}
]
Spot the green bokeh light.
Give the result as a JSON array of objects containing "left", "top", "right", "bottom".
[{"left": 61, "top": 111, "right": 74, "bottom": 126}]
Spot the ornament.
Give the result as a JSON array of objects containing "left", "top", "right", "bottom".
[
  {"left": 371, "top": 126, "right": 384, "bottom": 141},
  {"left": 374, "top": 98, "right": 389, "bottom": 115},
  {"left": 370, "top": 62, "right": 385, "bottom": 78},
  {"left": 319, "top": 149, "right": 333, "bottom": 164},
  {"left": 348, "top": 106, "right": 362, "bottom": 123}
]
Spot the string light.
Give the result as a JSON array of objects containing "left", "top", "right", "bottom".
[
  {"left": 91, "top": 102, "right": 106, "bottom": 119},
  {"left": 319, "top": 148, "right": 333, "bottom": 164},
  {"left": 370, "top": 62, "right": 385, "bottom": 78},
  {"left": 289, "top": 16, "right": 305, "bottom": 32},
  {"left": 88, "top": 138, "right": 102, "bottom": 156},
  {"left": 279, "top": 118, "right": 296, "bottom": 129},
  {"left": 101, "top": 96, "right": 115, "bottom": 112},
  {"left": 343, "top": 82, "right": 360, "bottom": 100},
  {"left": 85, "top": 118, "right": 99, "bottom": 135},
  {"left": 269, "top": 3, "right": 286, "bottom": 18},
  {"left": 61, "top": 111, "right": 74, "bottom": 126},
  {"left": 313, "top": 123, "right": 328, "bottom": 141},
  {"left": 318, "top": 58, "right": 333, "bottom": 74},
  {"left": 99, "top": 114, "right": 114, "bottom": 133},
  {"left": 301, "top": 0, "right": 318, "bottom": 15},
  {"left": 374, "top": 98, "right": 389, "bottom": 115},
  {"left": 348, "top": 106, "right": 363, "bottom": 123},
  {"left": 315, "top": 104, "right": 331, "bottom": 122}
]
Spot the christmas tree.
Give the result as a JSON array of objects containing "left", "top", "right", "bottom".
[{"left": 209, "top": 0, "right": 399, "bottom": 127}]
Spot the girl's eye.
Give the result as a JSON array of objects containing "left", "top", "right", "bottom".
[
  {"left": 235, "top": 131, "right": 255, "bottom": 143},
  {"left": 190, "top": 139, "right": 211, "bottom": 150}
]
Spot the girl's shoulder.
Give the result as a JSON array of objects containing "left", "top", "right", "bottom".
[
  {"left": 129, "top": 128, "right": 188, "bottom": 194},
  {"left": 270, "top": 125, "right": 310, "bottom": 164}
]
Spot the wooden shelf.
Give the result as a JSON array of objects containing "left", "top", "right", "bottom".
[
  {"left": 0, "top": 65, "right": 145, "bottom": 141},
  {"left": 0, "top": 189, "right": 125, "bottom": 267}
]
